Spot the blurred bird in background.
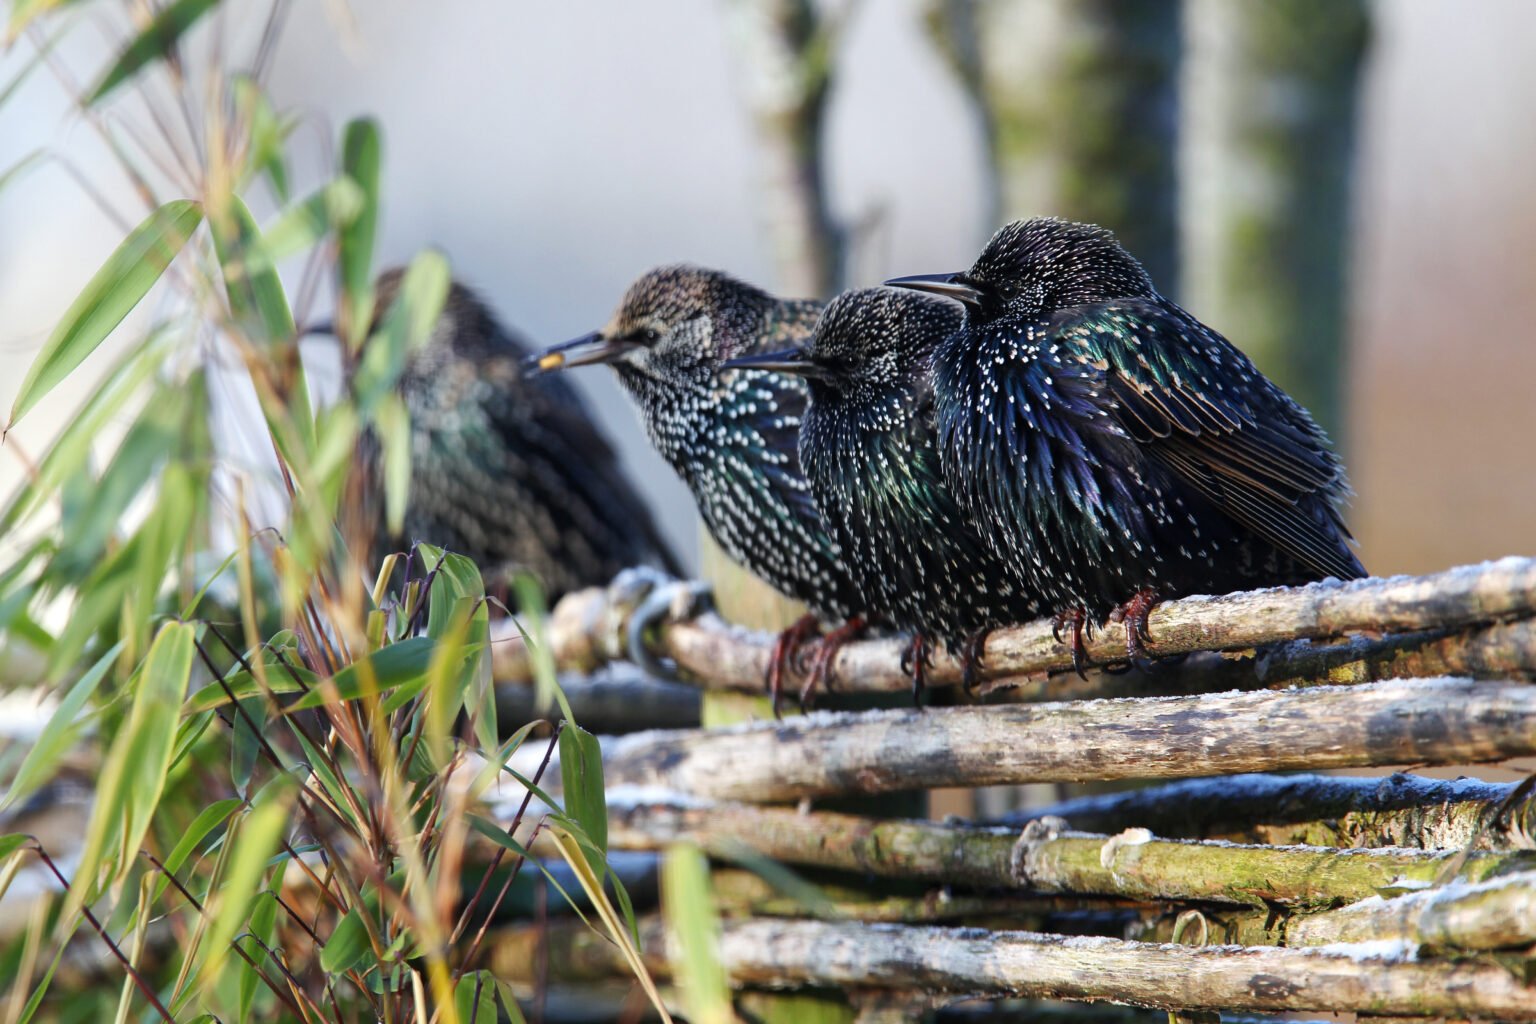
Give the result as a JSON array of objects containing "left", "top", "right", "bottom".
[
  {"left": 358, "top": 269, "right": 680, "bottom": 604},
  {"left": 890, "top": 218, "right": 1365, "bottom": 674}
]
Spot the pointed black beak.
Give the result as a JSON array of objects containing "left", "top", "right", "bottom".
[
  {"left": 884, "top": 272, "right": 984, "bottom": 311},
  {"left": 721, "top": 347, "right": 828, "bottom": 380},
  {"left": 526, "top": 331, "right": 637, "bottom": 374}
]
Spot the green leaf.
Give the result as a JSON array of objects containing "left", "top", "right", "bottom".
[
  {"left": 7, "top": 200, "right": 202, "bottom": 431},
  {"left": 237, "top": 888, "right": 279, "bottom": 1021},
  {"left": 0, "top": 640, "right": 122, "bottom": 812},
  {"left": 338, "top": 118, "right": 381, "bottom": 347},
  {"left": 495, "top": 980, "right": 530, "bottom": 1024},
  {"left": 231, "top": 74, "right": 290, "bottom": 202},
  {"left": 284, "top": 635, "right": 436, "bottom": 710},
  {"left": 0, "top": 327, "right": 172, "bottom": 535},
  {"left": 149, "top": 797, "right": 243, "bottom": 904},
  {"left": 210, "top": 194, "right": 314, "bottom": 459},
  {"left": 66, "top": 621, "right": 195, "bottom": 916},
  {"left": 454, "top": 972, "right": 500, "bottom": 1024},
  {"left": 230, "top": 698, "right": 266, "bottom": 796},
  {"left": 558, "top": 724, "right": 607, "bottom": 869},
  {"left": 375, "top": 392, "right": 411, "bottom": 535},
  {"left": 0, "top": 834, "right": 30, "bottom": 861},
  {"left": 662, "top": 844, "right": 732, "bottom": 1024},
  {"left": 87, "top": 0, "right": 218, "bottom": 104},
  {"left": 259, "top": 177, "right": 364, "bottom": 264},
  {"left": 196, "top": 780, "right": 295, "bottom": 985},
  {"left": 319, "top": 906, "right": 371, "bottom": 975},
  {"left": 353, "top": 248, "right": 451, "bottom": 414}
]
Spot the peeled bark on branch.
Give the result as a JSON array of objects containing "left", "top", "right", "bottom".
[
  {"left": 490, "top": 917, "right": 1536, "bottom": 1018},
  {"left": 1013, "top": 772, "right": 1536, "bottom": 851},
  {"left": 490, "top": 558, "right": 1536, "bottom": 697},
  {"left": 592, "top": 676, "right": 1536, "bottom": 802},
  {"left": 607, "top": 799, "right": 1536, "bottom": 908}
]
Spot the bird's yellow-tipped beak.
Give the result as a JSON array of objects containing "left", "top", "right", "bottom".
[{"left": 525, "top": 331, "right": 637, "bottom": 374}]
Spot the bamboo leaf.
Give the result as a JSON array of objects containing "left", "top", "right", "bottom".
[
  {"left": 495, "top": 980, "right": 530, "bottom": 1024},
  {"left": 338, "top": 118, "right": 381, "bottom": 348},
  {"left": 0, "top": 834, "right": 29, "bottom": 861},
  {"left": 559, "top": 724, "right": 608, "bottom": 870},
  {"left": 454, "top": 972, "right": 500, "bottom": 1024},
  {"left": 0, "top": 640, "right": 123, "bottom": 812},
  {"left": 231, "top": 74, "right": 290, "bottom": 202},
  {"left": 210, "top": 194, "right": 315, "bottom": 458},
  {"left": 66, "top": 621, "right": 195, "bottom": 917},
  {"left": 319, "top": 906, "right": 371, "bottom": 975},
  {"left": 87, "top": 0, "right": 218, "bottom": 104},
  {"left": 662, "top": 845, "right": 733, "bottom": 1024},
  {"left": 259, "top": 176, "right": 363, "bottom": 263},
  {"left": 284, "top": 635, "right": 436, "bottom": 711},
  {"left": 353, "top": 248, "right": 450, "bottom": 413},
  {"left": 375, "top": 392, "right": 411, "bottom": 535},
  {"left": 149, "top": 797, "right": 243, "bottom": 904},
  {"left": 196, "top": 779, "right": 295, "bottom": 986},
  {"left": 236, "top": 888, "right": 279, "bottom": 1020},
  {"left": 7, "top": 200, "right": 201, "bottom": 431}
]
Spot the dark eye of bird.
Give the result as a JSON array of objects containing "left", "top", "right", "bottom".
[{"left": 642, "top": 327, "right": 661, "bottom": 344}]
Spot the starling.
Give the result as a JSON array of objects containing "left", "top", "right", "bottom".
[
  {"left": 367, "top": 269, "right": 680, "bottom": 601},
  {"left": 725, "top": 287, "right": 1046, "bottom": 697},
  {"left": 888, "top": 218, "right": 1365, "bottom": 670},
  {"left": 529, "top": 266, "right": 867, "bottom": 705}
]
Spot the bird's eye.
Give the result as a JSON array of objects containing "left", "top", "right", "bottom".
[{"left": 642, "top": 327, "right": 661, "bottom": 344}]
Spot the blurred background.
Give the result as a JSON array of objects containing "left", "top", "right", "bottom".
[{"left": 2, "top": 0, "right": 1534, "bottom": 577}]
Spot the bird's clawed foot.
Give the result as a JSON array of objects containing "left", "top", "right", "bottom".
[
  {"left": 798, "top": 615, "right": 868, "bottom": 710},
  {"left": 768, "top": 613, "right": 822, "bottom": 719},
  {"left": 1109, "top": 587, "right": 1159, "bottom": 671},
  {"left": 1051, "top": 607, "right": 1091, "bottom": 680},
  {"left": 611, "top": 567, "right": 714, "bottom": 681},
  {"left": 899, "top": 633, "right": 933, "bottom": 708},
  {"left": 959, "top": 628, "right": 991, "bottom": 696}
]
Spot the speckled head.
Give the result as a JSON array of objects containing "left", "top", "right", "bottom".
[
  {"left": 725, "top": 287, "right": 961, "bottom": 401},
  {"left": 532, "top": 265, "right": 779, "bottom": 388},
  {"left": 807, "top": 288, "right": 962, "bottom": 391},
  {"left": 888, "top": 218, "right": 1156, "bottom": 322}
]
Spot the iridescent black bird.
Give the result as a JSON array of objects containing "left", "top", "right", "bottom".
[
  {"left": 530, "top": 266, "right": 867, "bottom": 706},
  {"left": 889, "top": 218, "right": 1365, "bottom": 672},
  {"left": 368, "top": 269, "right": 680, "bottom": 600},
  {"left": 726, "top": 288, "right": 1046, "bottom": 698}
]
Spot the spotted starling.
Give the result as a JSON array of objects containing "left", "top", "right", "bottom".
[
  {"left": 529, "top": 266, "right": 867, "bottom": 705},
  {"left": 368, "top": 270, "right": 679, "bottom": 600},
  {"left": 889, "top": 218, "right": 1365, "bottom": 669},
  {"left": 726, "top": 287, "right": 1046, "bottom": 696}
]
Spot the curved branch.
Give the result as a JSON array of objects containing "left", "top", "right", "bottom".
[{"left": 491, "top": 558, "right": 1536, "bottom": 697}]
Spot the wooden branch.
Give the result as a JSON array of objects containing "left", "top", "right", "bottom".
[
  {"left": 1286, "top": 870, "right": 1536, "bottom": 951},
  {"left": 491, "top": 558, "right": 1536, "bottom": 697},
  {"left": 489, "top": 917, "right": 1536, "bottom": 1017},
  {"left": 1012, "top": 772, "right": 1535, "bottom": 851},
  {"left": 590, "top": 677, "right": 1536, "bottom": 801},
  {"left": 607, "top": 799, "right": 1536, "bottom": 908}
]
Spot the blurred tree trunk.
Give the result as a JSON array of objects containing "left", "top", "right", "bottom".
[
  {"left": 1182, "top": 0, "right": 1370, "bottom": 443},
  {"left": 927, "top": 0, "right": 1182, "bottom": 293},
  {"left": 925, "top": 0, "right": 1181, "bottom": 817},
  {"left": 722, "top": 0, "right": 853, "bottom": 299}
]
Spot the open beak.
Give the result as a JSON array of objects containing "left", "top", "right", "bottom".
[
  {"left": 884, "top": 272, "right": 984, "bottom": 311},
  {"left": 721, "top": 347, "right": 828, "bottom": 379},
  {"left": 526, "top": 331, "right": 637, "bottom": 373}
]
